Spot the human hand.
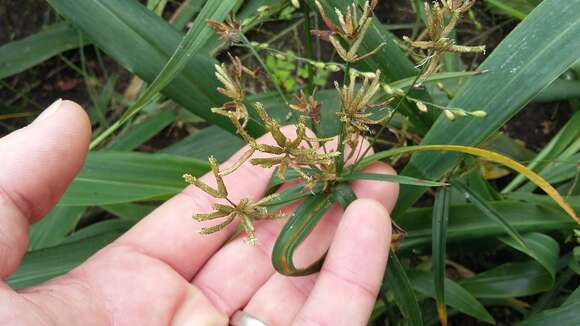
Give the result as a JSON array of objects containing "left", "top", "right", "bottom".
[{"left": 0, "top": 100, "right": 399, "bottom": 326}]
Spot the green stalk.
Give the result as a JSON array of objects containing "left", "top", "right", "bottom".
[
  {"left": 336, "top": 62, "right": 351, "bottom": 175},
  {"left": 353, "top": 67, "right": 424, "bottom": 170},
  {"left": 239, "top": 34, "right": 290, "bottom": 106},
  {"left": 301, "top": 0, "right": 315, "bottom": 95}
]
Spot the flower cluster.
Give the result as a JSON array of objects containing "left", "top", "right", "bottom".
[
  {"left": 335, "top": 70, "right": 387, "bottom": 154},
  {"left": 185, "top": 0, "right": 487, "bottom": 245},
  {"left": 212, "top": 54, "right": 257, "bottom": 127},
  {"left": 313, "top": 0, "right": 384, "bottom": 63},
  {"left": 403, "top": 0, "right": 485, "bottom": 78},
  {"left": 183, "top": 156, "right": 280, "bottom": 245}
]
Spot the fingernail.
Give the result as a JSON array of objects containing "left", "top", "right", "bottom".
[{"left": 33, "top": 99, "right": 63, "bottom": 124}]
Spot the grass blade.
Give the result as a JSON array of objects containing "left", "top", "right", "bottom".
[
  {"left": 357, "top": 145, "right": 579, "bottom": 224},
  {"left": 451, "top": 179, "right": 528, "bottom": 250},
  {"left": 460, "top": 261, "right": 553, "bottom": 298},
  {"left": 340, "top": 172, "right": 447, "bottom": 187},
  {"left": 0, "top": 23, "right": 88, "bottom": 79},
  {"left": 272, "top": 193, "right": 334, "bottom": 276},
  {"left": 161, "top": 125, "right": 245, "bottom": 161},
  {"left": 500, "top": 233, "right": 559, "bottom": 280},
  {"left": 396, "top": 198, "right": 577, "bottom": 254},
  {"left": 384, "top": 251, "right": 423, "bottom": 326},
  {"left": 396, "top": 0, "right": 580, "bottom": 213},
  {"left": 503, "top": 111, "right": 580, "bottom": 192},
  {"left": 105, "top": 110, "right": 176, "bottom": 151},
  {"left": 432, "top": 187, "right": 451, "bottom": 326},
  {"left": 7, "top": 232, "right": 121, "bottom": 289},
  {"left": 407, "top": 270, "right": 495, "bottom": 324},
  {"left": 46, "top": 0, "right": 247, "bottom": 134},
  {"left": 60, "top": 152, "right": 209, "bottom": 206},
  {"left": 88, "top": 0, "right": 240, "bottom": 148},
  {"left": 28, "top": 206, "right": 86, "bottom": 250}
]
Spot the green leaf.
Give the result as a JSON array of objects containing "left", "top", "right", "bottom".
[
  {"left": 503, "top": 111, "right": 580, "bottom": 192},
  {"left": 28, "top": 206, "right": 86, "bottom": 250},
  {"left": 389, "top": 71, "right": 484, "bottom": 91},
  {"left": 465, "top": 169, "right": 501, "bottom": 201},
  {"left": 396, "top": 198, "right": 578, "bottom": 254},
  {"left": 396, "top": 0, "right": 580, "bottom": 214},
  {"left": 500, "top": 233, "right": 559, "bottom": 280},
  {"left": 460, "top": 261, "right": 553, "bottom": 298},
  {"left": 106, "top": 110, "right": 176, "bottom": 151},
  {"left": 485, "top": 0, "right": 533, "bottom": 20},
  {"left": 340, "top": 172, "right": 448, "bottom": 187},
  {"left": 66, "top": 220, "right": 134, "bottom": 243},
  {"left": 432, "top": 187, "right": 451, "bottom": 324},
  {"left": 161, "top": 126, "right": 245, "bottom": 161},
  {"left": 88, "top": 0, "right": 241, "bottom": 147},
  {"left": 0, "top": 23, "right": 88, "bottom": 79},
  {"left": 60, "top": 152, "right": 209, "bottom": 206},
  {"left": 451, "top": 179, "right": 528, "bottom": 250},
  {"left": 482, "top": 132, "right": 537, "bottom": 163},
  {"left": 172, "top": 0, "right": 206, "bottom": 31},
  {"left": 7, "top": 232, "right": 121, "bottom": 289},
  {"left": 272, "top": 193, "right": 334, "bottom": 276},
  {"left": 357, "top": 145, "right": 579, "bottom": 223},
  {"left": 332, "top": 183, "right": 357, "bottom": 208},
  {"left": 262, "top": 184, "right": 315, "bottom": 211},
  {"left": 384, "top": 251, "right": 423, "bottom": 326},
  {"left": 46, "top": 0, "right": 252, "bottom": 134},
  {"left": 516, "top": 300, "right": 580, "bottom": 326},
  {"left": 407, "top": 270, "right": 495, "bottom": 324},
  {"left": 100, "top": 203, "right": 155, "bottom": 221},
  {"left": 535, "top": 79, "right": 580, "bottom": 102}
]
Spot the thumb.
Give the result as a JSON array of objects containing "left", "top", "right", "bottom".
[{"left": 0, "top": 99, "right": 91, "bottom": 278}]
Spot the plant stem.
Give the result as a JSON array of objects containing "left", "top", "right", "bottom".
[
  {"left": 239, "top": 34, "right": 290, "bottom": 107},
  {"left": 301, "top": 0, "right": 315, "bottom": 95},
  {"left": 336, "top": 62, "right": 351, "bottom": 175},
  {"left": 353, "top": 67, "right": 425, "bottom": 170}
]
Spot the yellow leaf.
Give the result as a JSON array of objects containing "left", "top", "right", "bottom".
[{"left": 356, "top": 145, "right": 579, "bottom": 224}]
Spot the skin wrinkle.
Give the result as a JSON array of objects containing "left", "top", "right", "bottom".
[
  {"left": 64, "top": 268, "right": 115, "bottom": 326},
  {"left": 72, "top": 243, "right": 185, "bottom": 326},
  {"left": 22, "top": 262, "right": 116, "bottom": 326},
  {"left": 294, "top": 315, "right": 328, "bottom": 326},
  {"left": 0, "top": 182, "right": 35, "bottom": 224},
  {"left": 168, "top": 283, "right": 191, "bottom": 326},
  {"left": 287, "top": 276, "right": 315, "bottom": 299},
  {"left": 196, "top": 282, "right": 232, "bottom": 316},
  {"left": 17, "top": 291, "right": 59, "bottom": 326},
  {"left": 319, "top": 266, "right": 378, "bottom": 299}
]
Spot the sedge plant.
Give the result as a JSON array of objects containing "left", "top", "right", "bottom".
[{"left": 183, "top": 0, "right": 579, "bottom": 282}]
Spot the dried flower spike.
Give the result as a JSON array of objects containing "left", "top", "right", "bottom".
[
  {"left": 211, "top": 54, "right": 256, "bottom": 127},
  {"left": 184, "top": 156, "right": 280, "bottom": 245},
  {"left": 313, "top": 0, "right": 384, "bottom": 63},
  {"left": 335, "top": 69, "right": 387, "bottom": 151},
  {"left": 403, "top": 0, "right": 485, "bottom": 78},
  {"left": 289, "top": 89, "right": 322, "bottom": 123},
  {"left": 207, "top": 15, "right": 241, "bottom": 44}
]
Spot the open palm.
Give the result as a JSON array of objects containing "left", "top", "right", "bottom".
[{"left": 0, "top": 100, "right": 398, "bottom": 326}]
